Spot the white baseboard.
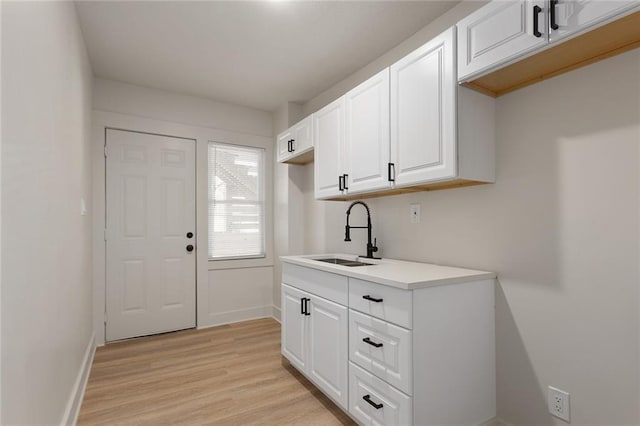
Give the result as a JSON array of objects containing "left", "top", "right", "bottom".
[
  {"left": 197, "top": 305, "right": 273, "bottom": 329},
  {"left": 61, "top": 332, "right": 95, "bottom": 426},
  {"left": 272, "top": 305, "right": 281, "bottom": 323}
]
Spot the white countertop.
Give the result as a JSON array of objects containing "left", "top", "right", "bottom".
[{"left": 280, "top": 254, "right": 496, "bottom": 290}]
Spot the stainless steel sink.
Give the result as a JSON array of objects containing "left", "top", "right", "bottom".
[{"left": 314, "top": 258, "right": 372, "bottom": 267}]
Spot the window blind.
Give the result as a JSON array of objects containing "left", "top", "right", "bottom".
[{"left": 208, "top": 142, "right": 265, "bottom": 260}]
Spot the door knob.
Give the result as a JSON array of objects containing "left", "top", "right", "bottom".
[
  {"left": 186, "top": 232, "right": 194, "bottom": 239},
  {"left": 186, "top": 244, "right": 194, "bottom": 252}
]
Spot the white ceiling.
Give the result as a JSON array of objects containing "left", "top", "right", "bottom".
[{"left": 76, "top": 1, "right": 459, "bottom": 112}]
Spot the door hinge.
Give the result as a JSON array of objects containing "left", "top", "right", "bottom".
[{"left": 104, "top": 145, "right": 108, "bottom": 157}]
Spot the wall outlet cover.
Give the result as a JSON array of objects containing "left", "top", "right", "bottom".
[
  {"left": 548, "top": 386, "right": 570, "bottom": 422},
  {"left": 410, "top": 204, "right": 421, "bottom": 223}
]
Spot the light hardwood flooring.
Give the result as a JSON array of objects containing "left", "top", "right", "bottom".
[{"left": 78, "top": 318, "right": 354, "bottom": 425}]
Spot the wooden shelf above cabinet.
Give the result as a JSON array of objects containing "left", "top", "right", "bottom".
[
  {"left": 463, "top": 11, "right": 640, "bottom": 97},
  {"left": 282, "top": 149, "right": 314, "bottom": 165},
  {"left": 325, "top": 179, "right": 489, "bottom": 201}
]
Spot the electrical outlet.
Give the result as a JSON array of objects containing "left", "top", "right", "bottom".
[
  {"left": 548, "top": 386, "right": 570, "bottom": 422},
  {"left": 410, "top": 204, "right": 420, "bottom": 223}
]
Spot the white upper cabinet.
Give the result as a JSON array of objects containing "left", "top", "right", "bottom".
[
  {"left": 344, "top": 69, "right": 391, "bottom": 194},
  {"left": 390, "top": 26, "right": 457, "bottom": 186},
  {"left": 277, "top": 115, "right": 314, "bottom": 164},
  {"left": 277, "top": 128, "right": 294, "bottom": 162},
  {"left": 549, "top": 0, "right": 639, "bottom": 42},
  {"left": 458, "top": 0, "right": 639, "bottom": 83},
  {"left": 314, "top": 97, "right": 346, "bottom": 199},
  {"left": 458, "top": 0, "right": 548, "bottom": 81}
]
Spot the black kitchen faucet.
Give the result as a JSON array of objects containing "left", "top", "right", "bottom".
[{"left": 344, "top": 201, "right": 379, "bottom": 259}]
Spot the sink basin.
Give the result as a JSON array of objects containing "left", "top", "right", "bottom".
[{"left": 314, "top": 258, "right": 373, "bottom": 267}]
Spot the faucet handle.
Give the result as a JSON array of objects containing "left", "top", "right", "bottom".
[{"left": 372, "top": 238, "right": 378, "bottom": 252}]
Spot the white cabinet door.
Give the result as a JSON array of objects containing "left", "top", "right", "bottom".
[
  {"left": 390, "top": 26, "right": 457, "bottom": 187},
  {"left": 549, "top": 0, "right": 639, "bottom": 42},
  {"left": 291, "top": 115, "right": 313, "bottom": 156},
  {"left": 457, "top": 0, "right": 548, "bottom": 81},
  {"left": 344, "top": 68, "right": 391, "bottom": 194},
  {"left": 281, "top": 284, "right": 308, "bottom": 372},
  {"left": 308, "top": 294, "right": 349, "bottom": 409},
  {"left": 276, "top": 128, "right": 294, "bottom": 163},
  {"left": 314, "top": 97, "right": 346, "bottom": 199}
]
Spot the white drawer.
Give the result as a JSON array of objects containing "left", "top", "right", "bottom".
[
  {"left": 282, "top": 262, "right": 348, "bottom": 305},
  {"left": 349, "top": 310, "right": 412, "bottom": 395},
  {"left": 349, "top": 362, "right": 412, "bottom": 426},
  {"left": 349, "top": 278, "right": 412, "bottom": 329}
]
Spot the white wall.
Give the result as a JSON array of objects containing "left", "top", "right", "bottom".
[
  {"left": 94, "top": 78, "right": 272, "bottom": 138},
  {"left": 92, "top": 80, "right": 275, "bottom": 345},
  {"left": 295, "top": 31, "right": 640, "bottom": 426},
  {"left": 1, "top": 2, "right": 94, "bottom": 424}
]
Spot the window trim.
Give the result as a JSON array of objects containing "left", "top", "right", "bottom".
[{"left": 207, "top": 141, "right": 267, "bottom": 262}]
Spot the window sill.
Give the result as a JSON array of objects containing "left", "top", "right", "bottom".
[{"left": 207, "top": 256, "right": 274, "bottom": 271}]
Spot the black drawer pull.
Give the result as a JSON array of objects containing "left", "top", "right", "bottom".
[
  {"left": 362, "top": 295, "right": 383, "bottom": 303},
  {"left": 363, "top": 394, "right": 383, "bottom": 410},
  {"left": 300, "top": 297, "right": 305, "bottom": 315},
  {"left": 304, "top": 298, "right": 311, "bottom": 316},
  {"left": 533, "top": 5, "right": 542, "bottom": 38},
  {"left": 363, "top": 337, "right": 383, "bottom": 348}
]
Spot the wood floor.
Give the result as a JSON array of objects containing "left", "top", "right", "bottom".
[{"left": 78, "top": 318, "right": 354, "bottom": 425}]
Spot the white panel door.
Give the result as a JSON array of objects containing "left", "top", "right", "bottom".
[
  {"left": 314, "top": 97, "right": 345, "bottom": 199},
  {"left": 106, "top": 129, "right": 196, "bottom": 341},
  {"left": 281, "top": 284, "right": 308, "bottom": 372},
  {"left": 390, "top": 26, "right": 457, "bottom": 187},
  {"left": 308, "top": 294, "right": 348, "bottom": 409},
  {"left": 344, "top": 68, "right": 391, "bottom": 194},
  {"left": 457, "top": 0, "right": 548, "bottom": 81},
  {"left": 549, "top": 0, "right": 639, "bottom": 42}
]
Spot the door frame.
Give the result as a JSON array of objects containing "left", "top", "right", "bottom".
[
  {"left": 104, "top": 128, "right": 198, "bottom": 342},
  {"left": 92, "top": 111, "right": 274, "bottom": 346}
]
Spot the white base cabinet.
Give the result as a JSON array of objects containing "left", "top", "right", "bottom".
[
  {"left": 281, "top": 261, "right": 496, "bottom": 426},
  {"left": 282, "top": 280, "right": 349, "bottom": 410}
]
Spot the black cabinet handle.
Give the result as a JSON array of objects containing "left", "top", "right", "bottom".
[
  {"left": 363, "top": 395, "right": 383, "bottom": 410},
  {"left": 290, "top": 139, "right": 295, "bottom": 152},
  {"left": 363, "top": 337, "right": 383, "bottom": 348},
  {"left": 550, "top": 0, "right": 558, "bottom": 30},
  {"left": 388, "top": 162, "right": 395, "bottom": 182},
  {"left": 186, "top": 244, "right": 194, "bottom": 252},
  {"left": 304, "top": 298, "right": 311, "bottom": 316},
  {"left": 362, "top": 295, "right": 383, "bottom": 303},
  {"left": 533, "top": 5, "right": 542, "bottom": 38},
  {"left": 339, "top": 175, "right": 344, "bottom": 191},
  {"left": 300, "top": 297, "right": 305, "bottom": 315},
  {"left": 343, "top": 174, "right": 349, "bottom": 190},
  {"left": 186, "top": 232, "right": 194, "bottom": 239}
]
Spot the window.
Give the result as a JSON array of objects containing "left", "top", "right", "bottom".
[{"left": 208, "top": 142, "right": 265, "bottom": 260}]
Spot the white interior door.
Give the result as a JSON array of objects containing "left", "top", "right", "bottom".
[{"left": 106, "top": 129, "right": 196, "bottom": 342}]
